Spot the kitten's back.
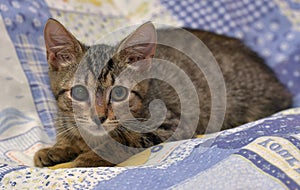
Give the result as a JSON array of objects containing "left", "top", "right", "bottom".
[{"left": 153, "top": 28, "right": 292, "bottom": 134}]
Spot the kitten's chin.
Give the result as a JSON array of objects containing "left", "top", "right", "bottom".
[
  {"left": 79, "top": 124, "right": 111, "bottom": 138},
  {"left": 102, "top": 124, "right": 117, "bottom": 133}
]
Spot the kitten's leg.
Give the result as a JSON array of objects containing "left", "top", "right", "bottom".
[
  {"left": 156, "top": 118, "right": 197, "bottom": 141},
  {"left": 71, "top": 150, "right": 115, "bottom": 167},
  {"left": 71, "top": 139, "right": 141, "bottom": 167},
  {"left": 34, "top": 144, "right": 82, "bottom": 167}
]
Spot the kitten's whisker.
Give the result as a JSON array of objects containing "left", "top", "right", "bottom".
[
  {"left": 121, "top": 118, "right": 148, "bottom": 123},
  {"left": 103, "top": 122, "right": 118, "bottom": 125},
  {"left": 102, "top": 124, "right": 118, "bottom": 126},
  {"left": 105, "top": 120, "right": 119, "bottom": 124},
  {"left": 68, "top": 128, "right": 78, "bottom": 142},
  {"left": 56, "top": 127, "right": 74, "bottom": 137}
]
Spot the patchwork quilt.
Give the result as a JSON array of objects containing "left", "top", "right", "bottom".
[{"left": 0, "top": 0, "right": 299, "bottom": 189}]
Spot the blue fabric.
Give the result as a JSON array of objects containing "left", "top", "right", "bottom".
[
  {"left": 161, "top": 0, "right": 300, "bottom": 106},
  {"left": 0, "top": 0, "right": 299, "bottom": 189},
  {"left": 95, "top": 113, "right": 300, "bottom": 189},
  {"left": 0, "top": 0, "right": 56, "bottom": 139}
]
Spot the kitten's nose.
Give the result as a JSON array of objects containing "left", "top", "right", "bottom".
[
  {"left": 99, "top": 116, "right": 107, "bottom": 123},
  {"left": 93, "top": 116, "right": 106, "bottom": 125}
]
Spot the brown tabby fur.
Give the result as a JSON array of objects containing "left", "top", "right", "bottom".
[{"left": 34, "top": 19, "right": 292, "bottom": 167}]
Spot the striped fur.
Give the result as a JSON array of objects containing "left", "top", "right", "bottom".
[{"left": 34, "top": 19, "right": 292, "bottom": 167}]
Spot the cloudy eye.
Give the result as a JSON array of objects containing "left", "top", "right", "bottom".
[
  {"left": 71, "top": 85, "right": 89, "bottom": 101},
  {"left": 111, "top": 86, "right": 128, "bottom": 102}
]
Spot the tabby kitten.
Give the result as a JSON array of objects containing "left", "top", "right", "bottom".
[{"left": 34, "top": 19, "right": 292, "bottom": 167}]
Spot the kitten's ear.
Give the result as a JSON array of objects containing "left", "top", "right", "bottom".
[
  {"left": 117, "top": 21, "right": 157, "bottom": 71},
  {"left": 44, "top": 18, "right": 83, "bottom": 70}
]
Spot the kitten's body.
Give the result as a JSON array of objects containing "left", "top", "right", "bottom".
[
  {"left": 34, "top": 19, "right": 292, "bottom": 167},
  {"left": 155, "top": 29, "right": 291, "bottom": 132}
]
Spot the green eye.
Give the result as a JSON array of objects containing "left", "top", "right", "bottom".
[
  {"left": 71, "top": 85, "right": 89, "bottom": 101},
  {"left": 111, "top": 86, "right": 128, "bottom": 102}
]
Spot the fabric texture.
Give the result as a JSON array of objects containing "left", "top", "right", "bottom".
[{"left": 0, "top": 0, "right": 299, "bottom": 189}]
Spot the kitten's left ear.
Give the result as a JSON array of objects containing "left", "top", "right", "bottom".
[
  {"left": 117, "top": 21, "right": 157, "bottom": 71},
  {"left": 44, "top": 18, "right": 84, "bottom": 70}
]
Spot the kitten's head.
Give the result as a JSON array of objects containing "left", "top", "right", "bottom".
[{"left": 44, "top": 19, "right": 157, "bottom": 140}]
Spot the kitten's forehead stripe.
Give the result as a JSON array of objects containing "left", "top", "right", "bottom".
[
  {"left": 99, "top": 68, "right": 114, "bottom": 88},
  {"left": 83, "top": 71, "right": 95, "bottom": 91},
  {"left": 83, "top": 44, "right": 116, "bottom": 88},
  {"left": 85, "top": 55, "right": 98, "bottom": 80}
]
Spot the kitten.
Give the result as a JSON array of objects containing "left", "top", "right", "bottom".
[{"left": 34, "top": 19, "right": 292, "bottom": 167}]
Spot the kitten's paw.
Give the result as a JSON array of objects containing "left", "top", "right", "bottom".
[
  {"left": 48, "top": 162, "right": 74, "bottom": 169},
  {"left": 34, "top": 146, "right": 80, "bottom": 167},
  {"left": 34, "top": 148, "right": 54, "bottom": 167},
  {"left": 72, "top": 151, "right": 115, "bottom": 167}
]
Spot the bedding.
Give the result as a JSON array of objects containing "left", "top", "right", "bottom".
[{"left": 0, "top": 0, "right": 299, "bottom": 189}]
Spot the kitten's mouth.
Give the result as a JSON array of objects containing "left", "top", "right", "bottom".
[
  {"left": 83, "top": 123, "right": 117, "bottom": 137},
  {"left": 97, "top": 119, "right": 119, "bottom": 132},
  {"left": 77, "top": 117, "right": 118, "bottom": 136},
  {"left": 101, "top": 123, "right": 118, "bottom": 132}
]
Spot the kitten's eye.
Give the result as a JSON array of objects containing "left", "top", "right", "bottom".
[
  {"left": 111, "top": 86, "right": 128, "bottom": 102},
  {"left": 71, "top": 85, "right": 89, "bottom": 101}
]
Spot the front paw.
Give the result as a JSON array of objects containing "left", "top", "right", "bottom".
[
  {"left": 72, "top": 151, "right": 115, "bottom": 167},
  {"left": 34, "top": 146, "right": 80, "bottom": 167}
]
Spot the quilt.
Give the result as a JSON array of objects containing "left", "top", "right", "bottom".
[{"left": 0, "top": 0, "right": 299, "bottom": 189}]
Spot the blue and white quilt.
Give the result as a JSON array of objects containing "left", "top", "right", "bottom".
[{"left": 0, "top": 0, "right": 299, "bottom": 189}]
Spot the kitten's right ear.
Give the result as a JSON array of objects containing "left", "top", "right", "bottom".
[
  {"left": 44, "top": 18, "right": 83, "bottom": 70},
  {"left": 117, "top": 21, "right": 157, "bottom": 72}
]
